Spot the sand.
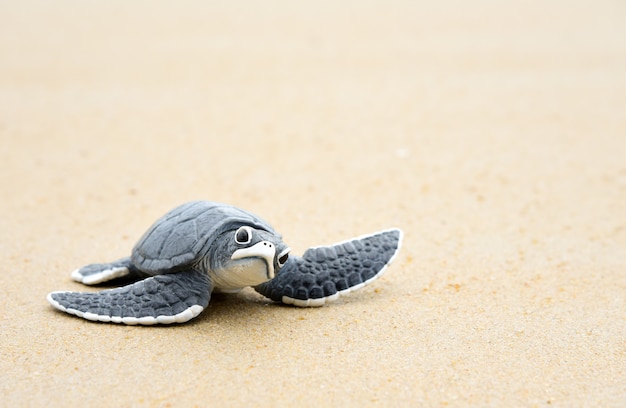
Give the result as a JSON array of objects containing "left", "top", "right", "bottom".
[{"left": 1, "top": 1, "right": 625, "bottom": 406}]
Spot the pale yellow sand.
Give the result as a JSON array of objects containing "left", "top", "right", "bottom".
[{"left": 1, "top": 1, "right": 625, "bottom": 406}]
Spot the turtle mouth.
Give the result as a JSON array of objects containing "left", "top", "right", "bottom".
[{"left": 231, "top": 241, "right": 277, "bottom": 279}]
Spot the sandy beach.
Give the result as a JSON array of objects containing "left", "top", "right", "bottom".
[{"left": 1, "top": 1, "right": 625, "bottom": 406}]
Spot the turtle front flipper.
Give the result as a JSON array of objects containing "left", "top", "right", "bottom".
[
  {"left": 47, "top": 269, "right": 212, "bottom": 325},
  {"left": 71, "top": 257, "right": 147, "bottom": 285},
  {"left": 255, "top": 229, "right": 402, "bottom": 307}
]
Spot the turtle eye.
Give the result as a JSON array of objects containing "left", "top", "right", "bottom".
[
  {"left": 277, "top": 248, "right": 290, "bottom": 267},
  {"left": 235, "top": 226, "right": 252, "bottom": 244},
  {"left": 278, "top": 253, "right": 289, "bottom": 266}
]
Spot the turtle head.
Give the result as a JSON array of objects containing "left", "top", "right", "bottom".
[
  {"left": 208, "top": 225, "right": 290, "bottom": 291},
  {"left": 230, "top": 226, "right": 291, "bottom": 280}
]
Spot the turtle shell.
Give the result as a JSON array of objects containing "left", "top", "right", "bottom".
[{"left": 131, "top": 201, "right": 274, "bottom": 274}]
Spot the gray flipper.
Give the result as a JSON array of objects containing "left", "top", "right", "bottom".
[
  {"left": 47, "top": 269, "right": 212, "bottom": 325},
  {"left": 255, "top": 229, "right": 403, "bottom": 307},
  {"left": 71, "top": 257, "right": 147, "bottom": 285}
]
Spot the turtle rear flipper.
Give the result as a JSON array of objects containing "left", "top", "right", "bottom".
[
  {"left": 48, "top": 269, "right": 212, "bottom": 325},
  {"left": 255, "top": 229, "right": 402, "bottom": 307},
  {"left": 71, "top": 257, "right": 145, "bottom": 285}
]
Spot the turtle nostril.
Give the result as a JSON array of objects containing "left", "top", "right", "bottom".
[{"left": 278, "top": 253, "right": 289, "bottom": 266}]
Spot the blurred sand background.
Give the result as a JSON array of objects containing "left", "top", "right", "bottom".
[{"left": 1, "top": 0, "right": 625, "bottom": 406}]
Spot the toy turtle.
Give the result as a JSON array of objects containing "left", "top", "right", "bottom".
[{"left": 47, "top": 201, "right": 403, "bottom": 325}]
